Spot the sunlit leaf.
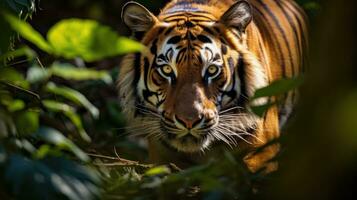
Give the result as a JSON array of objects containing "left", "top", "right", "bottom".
[
  {"left": 145, "top": 166, "right": 171, "bottom": 177},
  {"left": 47, "top": 18, "right": 143, "bottom": 62},
  {"left": 50, "top": 63, "right": 113, "bottom": 84},
  {"left": 35, "top": 126, "right": 90, "bottom": 162},
  {"left": 3, "top": 12, "right": 53, "bottom": 53},
  {"left": 45, "top": 82, "right": 99, "bottom": 118},
  {"left": 252, "top": 76, "right": 304, "bottom": 100},
  {"left": 1, "top": 98, "right": 25, "bottom": 112},
  {"left": 7, "top": 99, "right": 25, "bottom": 112}
]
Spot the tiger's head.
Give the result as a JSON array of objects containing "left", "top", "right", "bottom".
[{"left": 119, "top": 1, "right": 268, "bottom": 153}]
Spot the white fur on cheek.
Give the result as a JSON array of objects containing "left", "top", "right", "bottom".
[{"left": 240, "top": 50, "right": 269, "bottom": 107}]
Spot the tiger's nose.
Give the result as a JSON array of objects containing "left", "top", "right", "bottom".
[{"left": 174, "top": 114, "right": 203, "bottom": 129}]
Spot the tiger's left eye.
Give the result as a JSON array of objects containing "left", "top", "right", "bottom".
[{"left": 206, "top": 65, "right": 220, "bottom": 78}]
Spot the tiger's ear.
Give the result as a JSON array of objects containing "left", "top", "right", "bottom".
[
  {"left": 121, "top": 1, "right": 157, "bottom": 32},
  {"left": 220, "top": 0, "right": 252, "bottom": 33}
]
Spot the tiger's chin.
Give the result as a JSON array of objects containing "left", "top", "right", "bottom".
[{"left": 162, "top": 135, "right": 213, "bottom": 153}]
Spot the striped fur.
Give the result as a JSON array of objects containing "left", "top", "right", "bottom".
[{"left": 118, "top": 0, "right": 307, "bottom": 171}]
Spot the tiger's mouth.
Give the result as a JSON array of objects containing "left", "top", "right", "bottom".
[
  {"left": 156, "top": 111, "right": 260, "bottom": 153},
  {"left": 159, "top": 119, "right": 218, "bottom": 153}
]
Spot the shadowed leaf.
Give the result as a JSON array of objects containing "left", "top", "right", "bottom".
[
  {"left": 252, "top": 76, "right": 304, "bottom": 100},
  {"left": 50, "top": 63, "right": 113, "bottom": 84},
  {"left": 35, "top": 126, "right": 90, "bottom": 162},
  {"left": 45, "top": 82, "right": 99, "bottom": 119},
  {"left": 42, "top": 100, "right": 91, "bottom": 143}
]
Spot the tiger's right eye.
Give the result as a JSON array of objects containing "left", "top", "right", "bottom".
[{"left": 162, "top": 65, "right": 173, "bottom": 74}]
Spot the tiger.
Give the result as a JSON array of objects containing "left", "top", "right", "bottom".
[{"left": 118, "top": 0, "right": 308, "bottom": 172}]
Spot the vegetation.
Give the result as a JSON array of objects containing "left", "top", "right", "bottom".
[{"left": 1, "top": 0, "right": 356, "bottom": 200}]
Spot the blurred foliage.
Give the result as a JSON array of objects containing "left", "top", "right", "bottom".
[
  {"left": 1, "top": 0, "right": 356, "bottom": 200},
  {"left": 0, "top": 1, "right": 141, "bottom": 199}
]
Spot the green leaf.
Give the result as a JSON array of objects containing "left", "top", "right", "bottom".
[
  {"left": 35, "top": 126, "right": 90, "bottom": 162},
  {"left": 45, "top": 82, "right": 99, "bottom": 118},
  {"left": 0, "top": 46, "right": 36, "bottom": 63},
  {"left": 2, "top": 99, "right": 25, "bottom": 112},
  {"left": 42, "top": 100, "right": 91, "bottom": 143},
  {"left": 252, "top": 76, "right": 304, "bottom": 100},
  {"left": 3, "top": 12, "right": 53, "bottom": 53},
  {"left": 250, "top": 103, "right": 275, "bottom": 118},
  {"left": 145, "top": 166, "right": 171, "bottom": 177},
  {"left": 47, "top": 18, "right": 143, "bottom": 62},
  {"left": 50, "top": 63, "right": 113, "bottom": 84},
  {"left": 14, "top": 110, "right": 39, "bottom": 136},
  {"left": 0, "top": 67, "right": 30, "bottom": 89}
]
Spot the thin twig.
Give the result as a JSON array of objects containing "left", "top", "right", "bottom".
[
  {"left": 0, "top": 81, "right": 40, "bottom": 100},
  {"left": 92, "top": 162, "right": 153, "bottom": 168},
  {"left": 87, "top": 153, "right": 153, "bottom": 168}
]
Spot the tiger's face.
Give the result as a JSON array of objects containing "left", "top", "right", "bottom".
[{"left": 120, "top": 1, "right": 268, "bottom": 153}]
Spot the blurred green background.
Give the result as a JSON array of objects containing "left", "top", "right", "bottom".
[{"left": 1, "top": 0, "right": 356, "bottom": 200}]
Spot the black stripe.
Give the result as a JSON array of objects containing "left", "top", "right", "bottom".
[
  {"left": 221, "top": 44, "right": 228, "bottom": 55},
  {"left": 228, "top": 57, "right": 234, "bottom": 74},
  {"left": 142, "top": 57, "right": 156, "bottom": 106},
  {"left": 150, "top": 39, "right": 158, "bottom": 54},
  {"left": 133, "top": 53, "right": 141, "bottom": 117},
  {"left": 143, "top": 57, "right": 150, "bottom": 88},
  {"left": 167, "top": 36, "right": 181, "bottom": 44},
  {"left": 187, "top": 31, "right": 197, "bottom": 40},
  {"left": 162, "top": 11, "right": 211, "bottom": 20},
  {"left": 157, "top": 54, "right": 167, "bottom": 62},
  {"left": 201, "top": 26, "right": 215, "bottom": 35},
  {"left": 177, "top": 47, "right": 187, "bottom": 63},
  {"left": 213, "top": 53, "right": 220, "bottom": 62},
  {"left": 237, "top": 57, "right": 248, "bottom": 106},
  {"left": 164, "top": 26, "right": 175, "bottom": 35},
  {"left": 197, "top": 34, "right": 212, "bottom": 43},
  {"left": 185, "top": 21, "right": 195, "bottom": 28}
]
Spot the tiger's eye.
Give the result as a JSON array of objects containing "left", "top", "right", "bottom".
[
  {"left": 162, "top": 65, "right": 173, "bottom": 74},
  {"left": 207, "top": 65, "right": 218, "bottom": 75}
]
